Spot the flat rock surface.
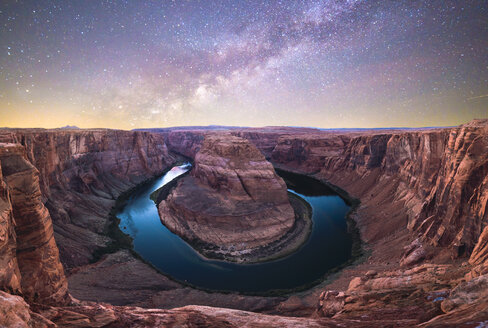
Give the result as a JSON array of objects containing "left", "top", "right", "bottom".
[{"left": 68, "top": 250, "right": 283, "bottom": 312}]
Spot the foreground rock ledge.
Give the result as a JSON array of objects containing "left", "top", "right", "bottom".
[{"left": 157, "top": 134, "right": 299, "bottom": 262}]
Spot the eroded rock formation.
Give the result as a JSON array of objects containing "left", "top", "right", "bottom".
[
  {"left": 0, "top": 143, "right": 69, "bottom": 305},
  {"left": 269, "top": 120, "right": 488, "bottom": 257},
  {"left": 160, "top": 120, "right": 488, "bottom": 325},
  {"left": 0, "top": 130, "right": 286, "bottom": 315},
  {"left": 0, "top": 120, "right": 487, "bottom": 327},
  {"left": 0, "top": 155, "right": 22, "bottom": 296},
  {"left": 158, "top": 134, "right": 296, "bottom": 261},
  {"left": 0, "top": 129, "right": 175, "bottom": 270}
]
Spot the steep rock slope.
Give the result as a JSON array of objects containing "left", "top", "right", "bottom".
[
  {"left": 0, "top": 121, "right": 487, "bottom": 327},
  {"left": 158, "top": 134, "right": 296, "bottom": 261},
  {"left": 160, "top": 121, "right": 488, "bottom": 324},
  {"left": 271, "top": 120, "right": 488, "bottom": 255},
  {"left": 0, "top": 129, "right": 175, "bottom": 269},
  {"left": 412, "top": 121, "right": 488, "bottom": 252},
  {"left": 162, "top": 129, "right": 205, "bottom": 158},
  {"left": 0, "top": 131, "right": 286, "bottom": 313},
  {"left": 0, "top": 143, "right": 69, "bottom": 305},
  {"left": 0, "top": 149, "right": 22, "bottom": 296},
  {"left": 267, "top": 120, "right": 488, "bottom": 323}
]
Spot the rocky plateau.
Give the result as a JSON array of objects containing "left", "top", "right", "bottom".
[{"left": 0, "top": 119, "right": 487, "bottom": 327}]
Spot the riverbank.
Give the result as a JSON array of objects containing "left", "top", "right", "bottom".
[
  {"left": 91, "top": 159, "right": 189, "bottom": 263},
  {"left": 102, "top": 162, "right": 356, "bottom": 296},
  {"left": 275, "top": 166, "right": 363, "bottom": 263},
  {"left": 185, "top": 191, "right": 313, "bottom": 264}
]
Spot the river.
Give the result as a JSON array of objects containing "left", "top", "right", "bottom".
[{"left": 117, "top": 163, "right": 352, "bottom": 293}]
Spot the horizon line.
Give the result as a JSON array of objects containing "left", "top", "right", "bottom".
[{"left": 1, "top": 118, "right": 487, "bottom": 131}]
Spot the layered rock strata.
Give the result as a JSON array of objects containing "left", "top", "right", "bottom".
[
  {"left": 0, "top": 155, "right": 22, "bottom": 296},
  {"left": 2, "top": 291, "right": 409, "bottom": 328},
  {"left": 158, "top": 134, "right": 297, "bottom": 261},
  {"left": 0, "top": 143, "right": 69, "bottom": 305},
  {"left": 269, "top": 120, "right": 488, "bottom": 256},
  {"left": 270, "top": 120, "right": 488, "bottom": 324},
  {"left": 0, "top": 130, "right": 287, "bottom": 313},
  {"left": 0, "top": 129, "right": 175, "bottom": 270},
  {"left": 0, "top": 120, "right": 487, "bottom": 327},
  {"left": 160, "top": 120, "right": 488, "bottom": 325}
]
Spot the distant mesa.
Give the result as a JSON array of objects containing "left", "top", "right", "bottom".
[
  {"left": 58, "top": 125, "right": 80, "bottom": 130},
  {"left": 134, "top": 125, "right": 248, "bottom": 132}
]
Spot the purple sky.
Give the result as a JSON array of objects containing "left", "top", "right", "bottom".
[{"left": 1, "top": 0, "right": 487, "bottom": 129}]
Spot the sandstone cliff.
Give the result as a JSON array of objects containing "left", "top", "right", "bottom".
[
  {"left": 0, "top": 149, "right": 22, "bottom": 296},
  {"left": 266, "top": 120, "right": 488, "bottom": 324},
  {"left": 0, "top": 121, "right": 487, "bottom": 327},
  {"left": 270, "top": 120, "right": 488, "bottom": 257},
  {"left": 158, "top": 134, "right": 297, "bottom": 261},
  {"left": 0, "top": 129, "right": 287, "bottom": 314},
  {"left": 0, "top": 143, "right": 69, "bottom": 306},
  {"left": 159, "top": 121, "right": 488, "bottom": 325},
  {"left": 0, "top": 129, "right": 175, "bottom": 269}
]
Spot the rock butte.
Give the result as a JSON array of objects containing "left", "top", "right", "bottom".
[
  {"left": 0, "top": 119, "right": 486, "bottom": 327},
  {"left": 157, "top": 134, "right": 296, "bottom": 262}
]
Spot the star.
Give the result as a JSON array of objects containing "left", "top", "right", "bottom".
[{"left": 0, "top": 0, "right": 486, "bottom": 129}]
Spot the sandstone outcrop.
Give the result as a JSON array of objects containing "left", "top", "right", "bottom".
[
  {"left": 317, "top": 263, "right": 462, "bottom": 322},
  {"left": 163, "top": 129, "right": 205, "bottom": 158},
  {"left": 24, "top": 298, "right": 377, "bottom": 328},
  {"left": 147, "top": 121, "right": 488, "bottom": 260},
  {"left": 0, "top": 291, "right": 37, "bottom": 328},
  {"left": 265, "top": 120, "right": 488, "bottom": 325},
  {"left": 269, "top": 120, "right": 488, "bottom": 256},
  {"left": 466, "top": 226, "right": 488, "bottom": 280},
  {"left": 0, "top": 120, "right": 487, "bottom": 327},
  {"left": 0, "top": 130, "right": 289, "bottom": 314},
  {"left": 0, "top": 154, "right": 22, "bottom": 296},
  {"left": 421, "top": 274, "right": 488, "bottom": 327},
  {"left": 0, "top": 129, "right": 175, "bottom": 270},
  {"left": 0, "top": 130, "right": 289, "bottom": 313},
  {"left": 0, "top": 143, "right": 69, "bottom": 305},
  {"left": 158, "top": 134, "right": 297, "bottom": 261},
  {"left": 159, "top": 120, "right": 488, "bottom": 325},
  {"left": 411, "top": 120, "right": 488, "bottom": 253}
]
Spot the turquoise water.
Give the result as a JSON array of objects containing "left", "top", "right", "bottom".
[{"left": 117, "top": 164, "right": 352, "bottom": 293}]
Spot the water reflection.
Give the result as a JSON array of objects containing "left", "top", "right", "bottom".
[{"left": 118, "top": 163, "right": 352, "bottom": 293}]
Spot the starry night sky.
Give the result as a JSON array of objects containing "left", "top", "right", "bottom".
[{"left": 0, "top": 0, "right": 487, "bottom": 129}]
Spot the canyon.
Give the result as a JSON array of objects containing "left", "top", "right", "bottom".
[{"left": 0, "top": 119, "right": 487, "bottom": 327}]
